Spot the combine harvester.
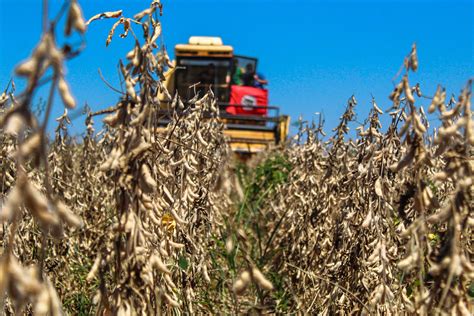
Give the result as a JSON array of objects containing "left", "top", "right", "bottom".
[{"left": 161, "top": 36, "right": 290, "bottom": 158}]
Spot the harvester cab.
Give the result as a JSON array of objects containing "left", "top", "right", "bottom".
[{"left": 162, "top": 36, "right": 290, "bottom": 156}]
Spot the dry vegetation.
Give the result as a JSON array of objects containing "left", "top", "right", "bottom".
[{"left": 0, "top": 1, "right": 473, "bottom": 315}]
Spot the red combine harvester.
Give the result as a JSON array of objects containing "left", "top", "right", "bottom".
[{"left": 161, "top": 36, "right": 290, "bottom": 156}]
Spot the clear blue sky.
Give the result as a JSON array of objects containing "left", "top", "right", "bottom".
[{"left": 0, "top": 0, "right": 473, "bottom": 136}]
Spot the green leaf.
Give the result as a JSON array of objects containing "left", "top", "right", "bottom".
[
  {"left": 178, "top": 256, "right": 189, "bottom": 271},
  {"left": 468, "top": 282, "right": 474, "bottom": 298}
]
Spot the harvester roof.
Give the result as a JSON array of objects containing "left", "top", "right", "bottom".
[{"left": 175, "top": 36, "right": 233, "bottom": 58}]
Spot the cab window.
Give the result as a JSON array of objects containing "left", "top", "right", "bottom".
[{"left": 175, "top": 58, "right": 231, "bottom": 102}]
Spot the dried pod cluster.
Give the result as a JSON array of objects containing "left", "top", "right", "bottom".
[
  {"left": 239, "top": 45, "right": 473, "bottom": 314},
  {"left": 0, "top": 1, "right": 87, "bottom": 314}
]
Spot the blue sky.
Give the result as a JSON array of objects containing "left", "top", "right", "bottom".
[{"left": 0, "top": 0, "right": 473, "bottom": 136}]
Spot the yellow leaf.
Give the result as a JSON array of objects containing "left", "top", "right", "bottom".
[{"left": 161, "top": 213, "right": 176, "bottom": 233}]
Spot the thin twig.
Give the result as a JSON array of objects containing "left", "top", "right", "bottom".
[
  {"left": 286, "top": 263, "right": 371, "bottom": 313},
  {"left": 98, "top": 68, "right": 124, "bottom": 94}
]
